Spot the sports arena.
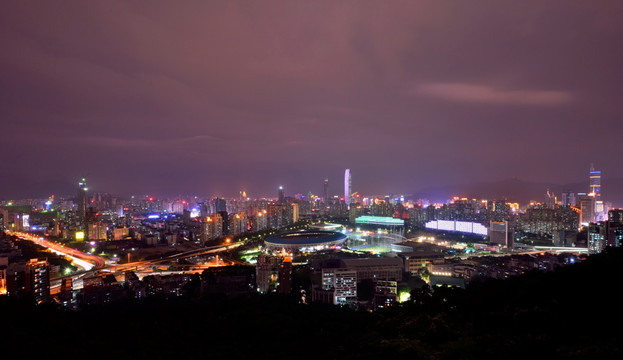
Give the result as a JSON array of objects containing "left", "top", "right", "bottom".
[{"left": 264, "top": 231, "right": 347, "bottom": 252}]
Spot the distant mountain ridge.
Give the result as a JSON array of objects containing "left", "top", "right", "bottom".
[{"left": 413, "top": 177, "right": 623, "bottom": 207}]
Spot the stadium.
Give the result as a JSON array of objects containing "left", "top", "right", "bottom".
[{"left": 264, "top": 231, "right": 347, "bottom": 252}]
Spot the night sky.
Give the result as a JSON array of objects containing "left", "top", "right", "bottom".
[{"left": 1, "top": 1, "right": 622, "bottom": 199}]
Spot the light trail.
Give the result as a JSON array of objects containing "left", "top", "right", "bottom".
[
  {"left": 46, "top": 247, "right": 94, "bottom": 270},
  {"left": 7, "top": 230, "right": 106, "bottom": 271}
]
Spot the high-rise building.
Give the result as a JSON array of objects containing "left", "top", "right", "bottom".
[
  {"left": 590, "top": 165, "right": 604, "bottom": 221},
  {"left": 278, "top": 256, "right": 292, "bottom": 295},
  {"left": 489, "top": 221, "right": 514, "bottom": 248},
  {"left": 606, "top": 209, "right": 623, "bottom": 247},
  {"left": 291, "top": 203, "right": 299, "bottom": 224},
  {"left": 0, "top": 207, "right": 8, "bottom": 231},
  {"left": 322, "top": 268, "right": 357, "bottom": 305},
  {"left": 344, "top": 169, "right": 352, "bottom": 208},
  {"left": 252, "top": 210, "right": 268, "bottom": 232},
  {"left": 324, "top": 179, "right": 329, "bottom": 204},
  {"left": 77, "top": 178, "right": 88, "bottom": 222},
  {"left": 88, "top": 222, "right": 107, "bottom": 241},
  {"left": 256, "top": 254, "right": 280, "bottom": 293},
  {"left": 0, "top": 260, "right": 7, "bottom": 296},
  {"left": 561, "top": 190, "right": 576, "bottom": 207},
  {"left": 589, "top": 164, "right": 601, "bottom": 198},
  {"left": 25, "top": 258, "right": 50, "bottom": 304},
  {"left": 519, "top": 205, "right": 579, "bottom": 236},
  {"left": 278, "top": 186, "right": 285, "bottom": 203},
  {"left": 578, "top": 193, "right": 595, "bottom": 226},
  {"left": 200, "top": 213, "right": 223, "bottom": 244},
  {"left": 212, "top": 197, "right": 227, "bottom": 213},
  {"left": 229, "top": 212, "right": 248, "bottom": 236},
  {"left": 588, "top": 222, "right": 606, "bottom": 255}
]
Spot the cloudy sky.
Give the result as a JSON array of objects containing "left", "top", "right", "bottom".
[{"left": 1, "top": 0, "right": 622, "bottom": 199}]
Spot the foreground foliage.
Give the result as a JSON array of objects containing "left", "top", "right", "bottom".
[{"left": 1, "top": 248, "right": 622, "bottom": 359}]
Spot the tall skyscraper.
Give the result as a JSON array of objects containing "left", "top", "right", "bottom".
[
  {"left": 578, "top": 193, "right": 595, "bottom": 226},
  {"left": 26, "top": 258, "right": 50, "bottom": 304},
  {"left": 77, "top": 178, "right": 88, "bottom": 222},
  {"left": 323, "top": 178, "right": 329, "bottom": 204},
  {"left": 344, "top": 169, "right": 352, "bottom": 208},
  {"left": 213, "top": 197, "right": 227, "bottom": 213},
  {"left": 588, "top": 222, "right": 606, "bottom": 255},
  {"left": 200, "top": 213, "right": 223, "bottom": 244},
  {"left": 561, "top": 190, "right": 576, "bottom": 207},
  {"left": 278, "top": 186, "right": 285, "bottom": 203},
  {"left": 589, "top": 164, "right": 601, "bottom": 198},
  {"left": 589, "top": 165, "right": 604, "bottom": 220},
  {"left": 606, "top": 209, "right": 623, "bottom": 247},
  {"left": 278, "top": 256, "right": 292, "bottom": 295}
]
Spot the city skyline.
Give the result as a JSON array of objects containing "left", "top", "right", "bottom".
[
  {"left": 1, "top": 1, "right": 622, "bottom": 200},
  {"left": 1, "top": 166, "right": 622, "bottom": 206},
  {"left": 2, "top": 3, "right": 622, "bottom": 356}
]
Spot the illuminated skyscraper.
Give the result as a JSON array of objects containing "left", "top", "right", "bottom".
[
  {"left": 589, "top": 164, "right": 601, "bottom": 198},
  {"left": 77, "top": 178, "right": 88, "bottom": 222},
  {"left": 278, "top": 186, "right": 285, "bottom": 203},
  {"left": 344, "top": 169, "right": 352, "bottom": 208},
  {"left": 589, "top": 165, "right": 604, "bottom": 220}
]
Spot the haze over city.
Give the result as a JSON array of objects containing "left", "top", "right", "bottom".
[{"left": 2, "top": 1, "right": 622, "bottom": 200}]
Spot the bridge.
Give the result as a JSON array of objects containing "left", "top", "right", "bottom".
[{"left": 532, "top": 246, "right": 588, "bottom": 254}]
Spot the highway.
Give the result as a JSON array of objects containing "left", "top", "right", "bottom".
[
  {"left": 7, "top": 230, "right": 107, "bottom": 270},
  {"left": 104, "top": 241, "right": 244, "bottom": 271},
  {"left": 7, "top": 230, "right": 246, "bottom": 292}
]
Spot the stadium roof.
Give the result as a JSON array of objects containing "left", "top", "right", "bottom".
[
  {"left": 264, "top": 231, "right": 347, "bottom": 248},
  {"left": 354, "top": 216, "right": 405, "bottom": 226}
]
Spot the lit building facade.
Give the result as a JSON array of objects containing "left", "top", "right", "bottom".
[
  {"left": 252, "top": 210, "right": 268, "bottom": 231},
  {"left": 229, "top": 212, "right": 248, "bottom": 236},
  {"left": 322, "top": 268, "right": 357, "bottom": 305},
  {"left": 77, "top": 178, "right": 88, "bottom": 222},
  {"left": 578, "top": 193, "right": 595, "bottom": 226},
  {"left": 519, "top": 205, "right": 579, "bottom": 236},
  {"left": 606, "top": 209, "right": 623, "bottom": 247},
  {"left": 200, "top": 213, "right": 223, "bottom": 244},
  {"left": 589, "top": 165, "right": 604, "bottom": 221},
  {"left": 588, "top": 222, "right": 606, "bottom": 255},
  {"left": 489, "top": 220, "right": 514, "bottom": 248}
]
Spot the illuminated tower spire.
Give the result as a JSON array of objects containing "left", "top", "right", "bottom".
[
  {"left": 323, "top": 178, "right": 329, "bottom": 204},
  {"left": 344, "top": 169, "right": 351, "bottom": 208}
]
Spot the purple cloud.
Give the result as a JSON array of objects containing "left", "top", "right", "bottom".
[{"left": 416, "top": 83, "right": 572, "bottom": 106}]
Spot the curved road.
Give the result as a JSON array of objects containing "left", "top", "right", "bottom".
[{"left": 7, "top": 231, "right": 107, "bottom": 269}]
